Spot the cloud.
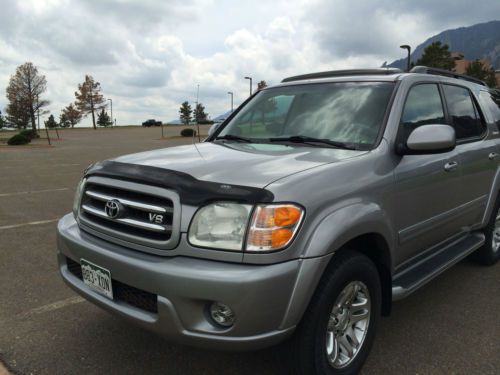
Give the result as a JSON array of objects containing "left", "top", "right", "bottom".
[{"left": 0, "top": 0, "right": 498, "bottom": 125}]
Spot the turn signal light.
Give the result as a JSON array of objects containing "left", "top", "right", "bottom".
[{"left": 246, "top": 204, "right": 304, "bottom": 251}]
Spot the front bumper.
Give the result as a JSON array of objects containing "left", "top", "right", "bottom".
[{"left": 57, "top": 214, "right": 315, "bottom": 350}]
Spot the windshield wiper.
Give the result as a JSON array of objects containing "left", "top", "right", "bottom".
[
  {"left": 215, "top": 134, "right": 253, "bottom": 143},
  {"left": 268, "top": 135, "right": 357, "bottom": 150}
]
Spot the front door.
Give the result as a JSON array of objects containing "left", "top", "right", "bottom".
[{"left": 393, "top": 83, "right": 464, "bottom": 266}]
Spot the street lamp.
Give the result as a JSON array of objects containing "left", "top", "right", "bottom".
[
  {"left": 227, "top": 91, "right": 234, "bottom": 112},
  {"left": 400, "top": 45, "right": 411, "bottom": 72},
  {"left": 244, "top": 76, "right": 252, "bottom": 96},
  {"left": 107, "top": 98, "right": 113, "bottom": 127}
]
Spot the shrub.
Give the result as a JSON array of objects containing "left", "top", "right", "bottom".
[
  {"left": 7, "top": 134, "right": 31, "bottom": 145},
  {"left": 19, "top": 129, "right": 39, "bottom": 139},
  {"left": 181, "top": 128, "right": 196, "bottom": 137}
]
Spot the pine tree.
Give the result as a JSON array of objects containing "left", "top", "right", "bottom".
[
  {"left": 466, "top": 60, "right": 497, "bottom": 88},
  {"left": 44, "top": 114, "right": 58, "bottom": 129},
  {"left": 74, "top": 75, "right": 106, "bottom": 129},
  {"left": 179, "top": 101, "right": 192, "bottom": 125},
  {"left": 194, "top": 103, "right": 208, "bottom": 123},
  {"left": 257, "top": 80, "right": 268, "bottom": 91},
  {"left": 97, "top": 108, "right": 112, "bottom": 127},
  {"left": 416, "top": 42, "right": 455, "bottom": 71}
]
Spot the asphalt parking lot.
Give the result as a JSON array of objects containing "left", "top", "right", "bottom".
[{"left": 0, "top": 127, "right": 499, "bottom": 375}]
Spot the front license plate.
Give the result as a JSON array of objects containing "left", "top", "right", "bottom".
[{"left": 80, "top": 259, "right": 113, "bottom": 299}]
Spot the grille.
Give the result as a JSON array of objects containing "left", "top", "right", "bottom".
[
  {"left": 78, "top": 177, "right": 180, "bottom": 252},
  {"left": 66, "top": 257, "right": 158, "bottom": 313}
]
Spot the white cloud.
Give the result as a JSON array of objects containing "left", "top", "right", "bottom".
[{"left": 0, "top": 0, "right": 498, "bottom": 125}]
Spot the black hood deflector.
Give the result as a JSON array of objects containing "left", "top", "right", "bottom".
[{"left": 85, "top": 160, "right": 274, "bottom": 206}]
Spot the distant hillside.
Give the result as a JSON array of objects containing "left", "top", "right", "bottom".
[{"left": 389, "top": 20, "right": 500, "bottom": 70}]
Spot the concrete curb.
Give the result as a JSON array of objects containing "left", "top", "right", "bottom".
[{"left": 0, "top": 362, "right": 11, "bottom": 375}]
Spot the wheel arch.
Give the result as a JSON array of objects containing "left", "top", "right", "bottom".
[{"left": 280, "top": 232, "right": 394, "bottom": 330}]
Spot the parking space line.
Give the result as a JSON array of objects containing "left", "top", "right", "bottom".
[
  {"left": 0, "top": 187, "right": 69, "bottom": 197},
  {"left": 0, "top": 219, "right": 59, "bottom": 230},
  {"left": 28, "top": 296, "right": 85, "bottom": 315}
]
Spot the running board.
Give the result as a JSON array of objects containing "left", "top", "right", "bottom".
[{"left": 392, "top": 233, "right": 485, "bottom": 301}]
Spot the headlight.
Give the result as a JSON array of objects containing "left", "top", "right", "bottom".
[
  {"left": 188, "top": 203, "right": 252, "bottom": 250},
  {"left": 188, "top": 202, "right": 304, "bottom": 252},
  {"left": 72, "top": 178, "right": 86, "bottom": 219},
  {"left": 246, "top": 204, "right": 304, "bottom": 251}
]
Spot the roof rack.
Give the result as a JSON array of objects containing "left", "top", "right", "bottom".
[
  {"left": 410, "top": 66, "right": 487, "bottom": 86},
  {"left": 281, "top": 68, "right": 403, "bottom": 83}
]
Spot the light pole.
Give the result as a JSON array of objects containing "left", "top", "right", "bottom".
[
  {"left": 244, "top": 76, "right": 252, "bottom": 96},
  {"left": 195, "top": 84, "right": 200, "bottom": 142},
  {"left": 227, "top": 91, "right": 234, "bottom": 112},
  {"left": 107, "top": 98, "right": 113, "bottom": 127},
  {"left": 400, "top": 45, "right": 411, "bottom": 72}
]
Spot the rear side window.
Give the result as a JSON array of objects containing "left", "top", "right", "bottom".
[
  {"left": 400, "top": 84, "right": 445, "bottom": 137},
  {"left": 443, "top": 85, "right": 485, "bottom": 140},
  {"left": 479, "top": 90, "right": 500, "bottom": 130}
]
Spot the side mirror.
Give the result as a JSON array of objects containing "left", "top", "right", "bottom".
[
  {"left": 208, "top": 123, "right": 221, "bottom": 137},
  {"left": 401, "top": 124, "right": 456, "bottom": 155}
]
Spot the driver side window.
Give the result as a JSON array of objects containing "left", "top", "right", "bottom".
[{"left": 401, "top": 84, "right": 445, "bottom": 138}]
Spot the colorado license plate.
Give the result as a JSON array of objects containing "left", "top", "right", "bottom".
[{"left": 80, "top": 259, "right": 113, "bottom": 299}]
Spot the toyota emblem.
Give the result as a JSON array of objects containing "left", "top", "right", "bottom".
[{"left": 105, "top": 200, "right": 122, "bottom": 219}]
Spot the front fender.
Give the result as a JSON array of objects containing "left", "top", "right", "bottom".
[{"left": 301, "top": 202, "right": 396, "bottom": 260}]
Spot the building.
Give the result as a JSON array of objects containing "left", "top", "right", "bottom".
[{"left": 451, "top": 52, "right": 492, "bottom": 75}]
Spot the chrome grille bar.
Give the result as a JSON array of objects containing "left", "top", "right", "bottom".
[
  {"left": 81, "top": 205, "right": 170, "bottom": 233},
  {"left": 85, "top": 190, "right": 171, "bottom": 214}
]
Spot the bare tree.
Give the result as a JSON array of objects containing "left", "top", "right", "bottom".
[
  {"left": 5, "top": 62, "right": 49, "bottom": 134},
  {"left": 74, "top": 75, "right": 106, "bottom": 129},
  {"left": 61, "top": 103, "right": 82, "bottom": 128}
]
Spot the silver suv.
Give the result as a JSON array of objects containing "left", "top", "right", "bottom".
[{"left": 57, "top": 67, "right": 500, "bottom": 374}]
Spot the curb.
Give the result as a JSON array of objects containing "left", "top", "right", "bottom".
[{"left": 0, "top": 362, "right": 10, "bottom": 375}]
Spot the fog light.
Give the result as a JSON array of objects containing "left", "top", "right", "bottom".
[{"left": 210, "top": 302, "right": 235, "bottom": 327}]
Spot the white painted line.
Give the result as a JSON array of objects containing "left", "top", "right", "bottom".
[
  {"left": 0, "top": 187, "right": 69, "bottom": 197},
  {"left": 0, "top": 219, "right": 59, "bottom": 230},
  {"left": 0, "top": 296, "right": 86, "bottom": 325},
  {"left": 28, "top": 296, "right": 85, "bottom": 315}
]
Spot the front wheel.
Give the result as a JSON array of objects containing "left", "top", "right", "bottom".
[{"left": 288, "top": 251, "right": 381, "bottom": 375}]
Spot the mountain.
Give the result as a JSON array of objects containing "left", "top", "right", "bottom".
[{"left": 389, "top": 20, "right": 500, "bottom": 70}]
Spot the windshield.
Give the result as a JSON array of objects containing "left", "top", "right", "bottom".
[{"left": 217, "top": 82, "right": 395, "bottom": 149}]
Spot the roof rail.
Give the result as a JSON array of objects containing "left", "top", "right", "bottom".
[
  {"left": 281, "top": 68, "right": 403, "bottom": 83},
  {"left": 410, "top": 66, "right": 487, "bottom": 86}
]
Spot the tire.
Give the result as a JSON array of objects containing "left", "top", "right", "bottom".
[
  {"left": 288, "top": 251, "right": 381, "bottom": 375},
  {"left": 476, "top": 197, "right": 500, "bottom": 265}
]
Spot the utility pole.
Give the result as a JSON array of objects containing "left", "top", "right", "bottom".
[{"left": 228, "top": 91, "right": 234, "bottom": 112}]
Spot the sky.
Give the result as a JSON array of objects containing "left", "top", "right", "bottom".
[{"left": 0, "top": 0, "right": 498, "bottom": 126}]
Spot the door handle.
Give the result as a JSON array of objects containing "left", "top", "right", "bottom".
[
  {"left": 488, "top": 152, "right": 499, "bottom": 160},
  {"left": 444, "top": 161, "right": 458, "bottom": 172}
]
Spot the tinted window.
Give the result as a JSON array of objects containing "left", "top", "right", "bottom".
[
  {"left": 443, "top": 85, "right": 484, "bottom": 140},
  {"left": 219, "top": 82, "right": 395, "bottom": 148},
  {"left": 479, "top": 90, "right": 500, "bottom": 130},
  {"left": 401, "top": 84, "right": 445, "bottom": 136}
]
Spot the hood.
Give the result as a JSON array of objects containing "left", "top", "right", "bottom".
[{"left": 113, "top": 142, "right": 367, "bottom": 188}]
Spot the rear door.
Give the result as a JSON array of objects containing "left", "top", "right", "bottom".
[{"left": 441, "top": 84, "right": 498, "bottom": 228}]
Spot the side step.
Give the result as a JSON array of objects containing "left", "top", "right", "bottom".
[{"left": 392, "top": 232, "right": 485, "bottom": 301}]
